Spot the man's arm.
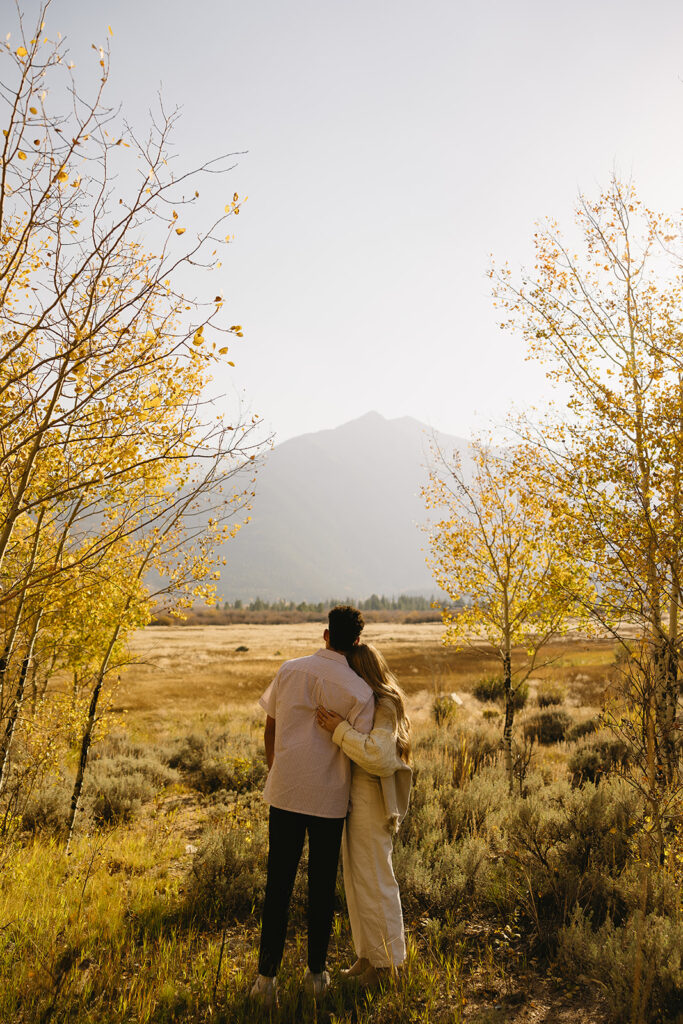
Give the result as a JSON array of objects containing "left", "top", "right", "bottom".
[{"left": 264, "top": 715, "right": 276, "bottom": 769}]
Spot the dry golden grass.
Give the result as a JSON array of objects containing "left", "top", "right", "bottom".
[{"left": 118, "top": 623, "right": 616, "bottom": 731}]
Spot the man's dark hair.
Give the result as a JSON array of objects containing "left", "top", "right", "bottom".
[{"left": 328, "top": 604, "right": 364, "bottom": 652}]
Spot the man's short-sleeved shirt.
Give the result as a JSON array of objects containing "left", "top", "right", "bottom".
[{"left": 259, "top": 648, "right": 374, "bottom": 818}]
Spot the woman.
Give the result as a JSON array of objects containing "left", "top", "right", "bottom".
[{"left": 316, "top": 643, "right": 412, "bottom": 987}]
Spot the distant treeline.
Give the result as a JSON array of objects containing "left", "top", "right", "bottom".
[
  {"left": 228, "top": 593, "right": 439, "bottom": 612},
  {"left": 151, "top": 593, "right": 459, "bottom": 626}
]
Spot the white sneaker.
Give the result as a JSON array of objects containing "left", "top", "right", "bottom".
[
  {"left": 249, "top": 974, "right": 278, "bottom": 1008},
  {"left": 303, "top": 968, "right": 331, "bottom": 999}
]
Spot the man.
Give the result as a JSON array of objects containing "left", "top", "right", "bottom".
[{"left": 250, "top": 605, "right": 374, "bottom": 1007}]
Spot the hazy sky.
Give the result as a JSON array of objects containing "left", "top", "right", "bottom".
[{"left": 16, "top": 0, "right": 683, "bottom": 441}]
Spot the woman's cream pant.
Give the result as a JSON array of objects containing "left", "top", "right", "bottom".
[{"left": 342, "top": 769, "right": 406, "bottom": 968}]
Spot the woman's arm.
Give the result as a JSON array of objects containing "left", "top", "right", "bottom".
[{"left": 316, "top": 701, "right": 399, "bottom": 777}]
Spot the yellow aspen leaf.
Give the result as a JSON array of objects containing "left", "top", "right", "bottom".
[
  {"left": 29, "top": 106, "right": 37, "bottom": 114},
  {"left": 18, "top": 151, "right": 27, "bottom": 160},
  {"left": 227, "top": 360, "right": 235, "bottom": 366},
  {"left": 56, "top": 169, "right": 68, "bottom": 182},
  {"left": 219, "top": 347, "right": 229, "bottom": 354},
  {"left": 16, "top": 46, "right": 27, "bottom": 57},
  {"left": 175, "top": 227, "right": 185, "bottom": 235},
  {"left": 108, "top": 25, "right": 114, "bottom": 35}
]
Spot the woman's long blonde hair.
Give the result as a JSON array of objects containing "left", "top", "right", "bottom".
[{"left": 346, "top": 643, "right": 412, "bottom": 765}]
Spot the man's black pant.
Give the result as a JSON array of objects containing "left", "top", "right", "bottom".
[{"left": 258, "top": 806, "right": 345, "bottom": 977}]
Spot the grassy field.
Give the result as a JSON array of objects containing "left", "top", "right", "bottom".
[
  {"left": 120, "top": 622, "right": 612, "bottom": 720},
  {"left": 2, "top": 625, "right": 681, "bottom": 1024}
]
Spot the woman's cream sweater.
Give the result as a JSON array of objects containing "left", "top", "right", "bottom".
[{"left": 332, "top": 697, "right": 412, "bottom": 833}]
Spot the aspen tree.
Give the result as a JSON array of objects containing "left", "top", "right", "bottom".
[
  {"left": 493, "top": 179, "right": 683, "bottom": 852},
  {"left": 424, "top": 440, "right": 588, "bottom": 793},
  {"left": 0, "top": 2, "right": 261, "bottom": 826}
]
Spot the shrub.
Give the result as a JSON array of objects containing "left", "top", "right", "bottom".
[
  {"left": 413, "top": 724, "right": 502, "bottom": 784},
  {"left": 473, "top": 675, "right": 528, "bottom": 709},
  {"left": 558, "top": 778, "right": 639, "bottom": 879},
  {"left": 395, "top": 831, "right": 491, "bottom": 918},
  {"left": 191, "top": 755, "right": 267, "bottom": 795},
  {"left": 21, "top": 773, "right": 72, "bottom": 834},
  {"left": 432, "top": 694, "right": 458, "bottom": 725},
  {"left": 97, "top": 730, "right": 157, "bottom": 760},
  {"left": 459, "top": 726, "right": 502, "bottom": 778},
  {"left": 536, "top": 681, "right": 566, "bottom": 707},
  {"left": 186, "top": 817, "right": 268, "bottom": 920},
  {"left": 92, "top": 750, "right": 176, "bottom": 789},
  {"left": 473, "top": 674, "right": 504, "bottom": 702},
  {"left": 444, "top": 764, "right": 509, "bottom": 839},
  {"left": 83, "top": 741, "right": 179, "bottom": 824},
  {"left": 20, "top": 738, "right": 178, "bottom": 832},
  {"left": 167, "top": 732, "right": 207, "bottom": 772},
  {"left": 566, "top": 716, "right": 601, "bottom": 742},
  {"left": 511, "top": 682, "right": 530, "bottom": 710},
  {"left": 556, "top": 907, "right": 683, "bottom": 1023},
  {"left": 502, "top": 777, "right": 642, "bottom": 933},
  {"left": 523, "top": 709, "right": 572, "bottom": 744},
  {"left": 86, "top": 758, "right": 156, "bottom": 823},
  {"left": 165, "top": 728, "right": 266, "bottom": 794},
  {"left": 568, "top": 732, "right": 630, "bottom": 785}
]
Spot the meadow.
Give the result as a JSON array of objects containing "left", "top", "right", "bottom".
[{"left": 1, "top": 624, "right": 681, "bottom": 1024}]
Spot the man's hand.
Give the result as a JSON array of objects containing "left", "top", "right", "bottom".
[{"left": 316, "top": 705, "right": 344, "bottom": 733}]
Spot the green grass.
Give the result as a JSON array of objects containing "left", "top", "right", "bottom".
[{"left": 0, "top": 829, "right": 465, "bottom": 1024}]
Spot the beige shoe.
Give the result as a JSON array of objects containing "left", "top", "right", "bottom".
[
  {"left": 303, "top": 968, "right": 331, "bottom": 999},
  {"left": 249, "top": 974, "right": 278, "bottom": 1009},
  {"left": 358, "top": 965, "right": 380, "bottom": 988},
  {"left": 341, "top": 958, "right": 370, "bottom": 978},
  {"left": 358, "top": 965, "right": 396, "bottom": 988}
]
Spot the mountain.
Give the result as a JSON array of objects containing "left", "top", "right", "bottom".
[{"left": 216, "top": 412, "right": 469, "bottom": 602}]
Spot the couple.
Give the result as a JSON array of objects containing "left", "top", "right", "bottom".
[{"left": 250, "top": 605, "right": 412, "bottom": 1008}]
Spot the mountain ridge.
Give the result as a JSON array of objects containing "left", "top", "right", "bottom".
[{"left": 217, "top": 411, "right": 468, "bottom": 602}]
